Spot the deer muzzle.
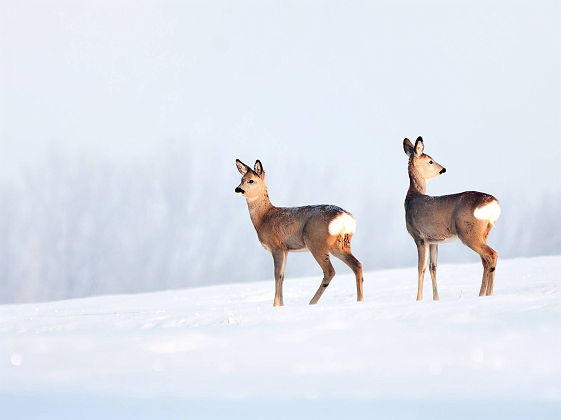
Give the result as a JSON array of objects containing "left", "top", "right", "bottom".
[{"left": 235, "top": 187, "right": 245, "bottom": 194}]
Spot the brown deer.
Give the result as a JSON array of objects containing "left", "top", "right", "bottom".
[
  {"left": 403, "top": 137, "right": 501, "bottom": 300},
  {"left": 235, "top": 159, "right": 363, "bottom": 306}
]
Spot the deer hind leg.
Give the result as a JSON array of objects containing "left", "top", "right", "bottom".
[
  {"left": 484, "top": 245, "right": 498, "bottom": 296},
  {"left": 461, "top": 223, "right": 498, "bottom": 297},
  {"left": 272, "top": 250, "right": 287, "bottom": 307},
  {"left": 332, "top": 247, "right": 364, "bottom": 302},
  {"left": 473, "top": 244, "right": 497, "bottom": 296},
  {"left": 429, "top": 244, "right": 439, "bottom": 301},
  {"left": 416, "top": 241, "right": 429, "bottom": 301},
  {"left": 478, "top": 255, "right": 489, "bottom": 296},
  {"left": 309, "top": 249, "right": 336, "bottom": 305}
]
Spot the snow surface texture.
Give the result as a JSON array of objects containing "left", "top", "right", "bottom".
[{"left": 1, "top": 255, "right": 561, "bottom": 419}]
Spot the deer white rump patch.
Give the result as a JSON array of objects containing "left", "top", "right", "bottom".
[
  {"left": 328, "top": 213, "right": 356, "bottom": 236},
  {"left": 474, "top": 200, "right": 501, "bottom": 225}
]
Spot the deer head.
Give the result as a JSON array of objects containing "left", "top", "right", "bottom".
[
  {"left": 403, "top": 137, "right": 446, "bottom": 182},
  {"left": 235, "top": 159, "right": 267, "bottom": 201}
]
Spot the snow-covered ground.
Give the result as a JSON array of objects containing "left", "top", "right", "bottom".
[{"left": 1, "top": 255, "right": 561, "bottom": 419}]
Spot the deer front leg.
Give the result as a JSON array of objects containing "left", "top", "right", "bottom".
[
  {"left": 272, "top": 250, "right": 287, "bottom": 307},
  {"left": 416, "top": 240, "right": 429, "bottom": 301},
  {"left": 429, "top": 244, "right": 439, "bottom": 301}
]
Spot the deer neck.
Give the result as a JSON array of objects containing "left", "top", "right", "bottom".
[
  {"left": 407, "top": 163, "right": 427, "bottom": 197},
  {"left": 246, "top": 190, "right": 273, "bottom": 230}
]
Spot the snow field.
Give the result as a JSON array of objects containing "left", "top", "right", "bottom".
[{"left": 1, "top": 255, "right": 561, "bottom": 419}]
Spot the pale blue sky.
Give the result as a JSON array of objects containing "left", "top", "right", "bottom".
[{"left": 1, "top": 1, "right": 559, "bottom": 189}]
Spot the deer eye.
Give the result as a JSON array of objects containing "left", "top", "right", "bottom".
[
  {"left": 429, "top": 161, "right": 433, "bottom": 164},
  {"left": 248, "top": 179, "right": 254, "bottom": 184}
]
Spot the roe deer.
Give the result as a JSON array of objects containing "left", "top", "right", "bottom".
[
  {"left": 403, "top": 137, "right": 501, "bottom": 300},
  {"left": 235, "top": 159, "right": 363, "bottom": 306}
]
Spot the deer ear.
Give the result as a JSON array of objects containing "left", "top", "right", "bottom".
[
  {"left": 254, "top": 160, "right": 264, "bottom": 177},
  {"left": 414, "top": 136, "right": 424, "bottom": 156},
  {"left": 236, "top": 159, "right": 250, "bottom": 175},
  {"left": 403, "top": 138, "right": 414, "bottom": 157}
]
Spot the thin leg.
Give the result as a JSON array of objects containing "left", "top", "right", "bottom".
[
  {"left": 464, "top": 239, "right": 498, "bottom": 297},
  {"left": 333, "top": 251, "right": 363, "bottom": 302},
  {"left": 458, "top": 222, "right": 498, "bottom": 297},
  {"left": 485, "top": 246, "right": 498, "bottom": 296},
  {"left": 416, "top": 241, "right": 429, "bottom": 301},
  {"left": 429, "top": 244, "right": 439, "bottom": 301},
  {"left": 479, "top": 255, "right": 489, "bottom": 296},
  {"left": 309, "top": 250, "right": 336, "bottom": 305},
  {"left": 272, "top": 250, "right": 287, "bottom": 307}
]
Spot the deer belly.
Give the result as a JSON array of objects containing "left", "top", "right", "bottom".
[
  {"left": 429, "top": 234, "right": 458, "bottom": 244},
  {"left": 288, "top": 246, "right": 309, "bottom": 253}
]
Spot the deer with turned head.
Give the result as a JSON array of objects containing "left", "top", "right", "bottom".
[
  {"left": 235, "top": 159, "right": 363, "bottom": 306},
  {"left": 403, "top": 137, "right": 501, "bottom": 300}
]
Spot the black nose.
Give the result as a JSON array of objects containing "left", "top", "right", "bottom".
[
  {"left": 235, "top": 187, "right": 244, "bottom": 194},
  {"left": 440, "top": 168, "right": 446, "bottom": 174}
]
